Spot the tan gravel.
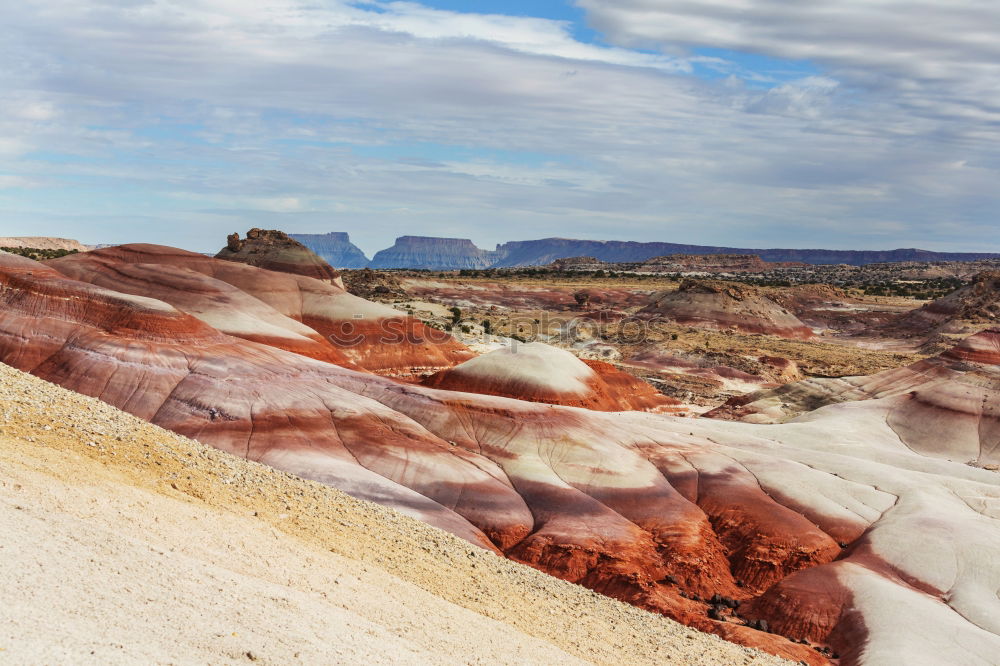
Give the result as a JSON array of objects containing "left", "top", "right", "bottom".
[{"left": 0, "top": 362, "right": 791, "bottom": 665}]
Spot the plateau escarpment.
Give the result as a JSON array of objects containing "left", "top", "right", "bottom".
[
  {"left": 290, "top": 233, "right": 1000, "bottom": 270},
  {"left": 290, "top": 231, "right": 371, "bottom": 269},
  {"left": 493, "top": 238, "right": 1000, "bottom": 267},
  {"left": 371, "top": 235, "right": 499, "bottom": 270},
  {"left": 2, "top": 246, "right": 999, "bottom": 664}
]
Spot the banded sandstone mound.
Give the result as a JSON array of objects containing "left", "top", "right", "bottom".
[
  {"left": 892, "top": 270, "right": 1000, "bottom": 337},
  {"left": 2, "top": 248, "right": 1000, "bottom": 664},
  {"left": 638, "top": 280, "right": 814, "bottom": 339},
  {"left": 422, "top": 342, "right": 681, "bottom": 412},
  {"left": 761, "top": 284, "right": 877, "bottom": 333},
  {"left": 289, "top": 231, "right": 371, "bottom": 268},
  {"left": 48, "top": 244, "right": 472, "bottom": 377},
  {"left": 216, "top": 228, "right": 343, "bottom": 283},
  {"left": 0, "top": 364, "right": 786, "bottom": 666},
  {"left": 707, "top": 329, "right": 1000, "bottom": 466}
]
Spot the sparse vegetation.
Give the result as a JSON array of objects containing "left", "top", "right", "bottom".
[{"left": 2, "top": 247, "right": 79, "bottom": 261}]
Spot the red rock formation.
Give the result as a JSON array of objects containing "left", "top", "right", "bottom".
[
  {"left": 216, "top": 228, "right": 343, "bottom": 284},
  {"left": 371, "top": 235, "right": 498, "bottom": 270},
  {"left": 422, "top": 342, "right": 680, "bottom": 412},
  {"left": 49, "top": 244, "right": 473, "bottom": 377},
  {"left": 4, "top": 248, "right": 1000, "bottom": 665},
  {"left": 638, "top": 279, "right": 815, "bottom": 339}
]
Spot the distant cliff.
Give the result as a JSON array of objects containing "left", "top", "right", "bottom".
[
  {"left": 492, "top": 238, "right": 1000, "bottom": 267},
  {"left": 371, "top": 236, "right": 498, "bottom": 269},
  {"left": 291, "top": 233, "right": 1000, "bottom": 270},
  {"left": 289, "top": 232, "right": 370, "bottom": 269}
]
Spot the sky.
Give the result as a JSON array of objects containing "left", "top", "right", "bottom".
[{"left": 2, "top": 0, "right": 1000, "bottom": 256}]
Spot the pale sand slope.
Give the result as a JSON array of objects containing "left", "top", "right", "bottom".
[{"left": 0, "top": 363, "right": 788, "bottom": 666}]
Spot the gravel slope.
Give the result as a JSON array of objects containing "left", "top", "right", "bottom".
[{"left": 0, "top": 362, "right": 790, "bottom": 665}]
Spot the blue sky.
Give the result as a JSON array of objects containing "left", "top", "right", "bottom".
[{"left": 2, "top": 0, "right": 1000, "bottom": 255}]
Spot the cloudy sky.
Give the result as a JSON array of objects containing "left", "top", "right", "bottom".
[{"left": 2, "top": 0, "right": 999, "bottom": 255}]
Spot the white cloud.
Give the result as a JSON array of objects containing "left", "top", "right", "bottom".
[
  {"left": 577, "top": 0, "right": 1000, "bottom": 129},
  {"left": 0, "top": 0, "right": 997, "bottom": 252}
]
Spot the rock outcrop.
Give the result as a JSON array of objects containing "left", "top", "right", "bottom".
[
  {"left": 547, "top": 256, "right": 609, "bottom": 271},
  {"left": 422, "top": 342, "right": 680, "bottom": 412},
  {"left": 3, "top": 247, "right": 1000, "bottom": 665},
  {"left": 341, "top": 268, "right": 407, "bottom": 300},
  {"left": 216, "top": 228, "right": 342, "bottom": 283},
  {"left": 637, "top": 280, "right": 815, "bottom": 339},
  {"left": 289, "top": 231, "right": 371, "bottom": 268},
  {"left": 371, "top": 236, "right": 499, "bottom": 270}
]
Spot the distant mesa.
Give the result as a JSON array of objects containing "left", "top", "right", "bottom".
[
  {"left": 422, "top": 341, "right": 681, "bottom": 412},
  {"left": 298, "top": 232, "right": 1000, "bottom": 270},
  {"left": 492, "top": 237, "right": 1000, "bottom": 268},
  {"left": 216, "top": 228, "right": 342, "bottom": 284},
  {"left": 371, "top": 235, "right": 499, "bottom": 270},
  {"left": 637, "top": 279, "right": 815, "bottom": 339},
  {"left": 289, "top": 231, "right": 371, "bottom": 269}
]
